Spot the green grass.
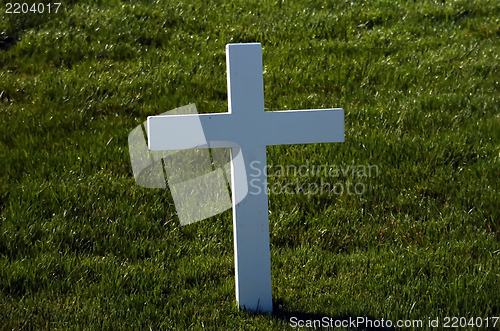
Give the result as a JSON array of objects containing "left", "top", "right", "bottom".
[{"left": 1, "top": 0, "right": 499, "bottom": 329}]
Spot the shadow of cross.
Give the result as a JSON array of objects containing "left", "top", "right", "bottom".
[{"left": 148, "top": 43, "right": 344, "bottom": 313}]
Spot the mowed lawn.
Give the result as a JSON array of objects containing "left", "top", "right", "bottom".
[{"left": 1, "top": 0, "right": 499, "bottom": 329}]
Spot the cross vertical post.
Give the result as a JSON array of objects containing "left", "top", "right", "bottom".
[{"left": 227, "top": 44, "right": 273, "bottom": 312}]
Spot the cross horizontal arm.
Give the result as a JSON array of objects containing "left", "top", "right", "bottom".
[
  {"left": 147, "top": 113, "right": 240, "bottom": 150},
  {"left": 148, "top": 108, "right": 344, "bottom": 151},
  {"left": 262, "top": 108, "right": 344, "bottom": 146}
]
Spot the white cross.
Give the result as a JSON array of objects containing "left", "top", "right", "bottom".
[{"left": 148, "top": 43, "right": 344, "bottom": 313}]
